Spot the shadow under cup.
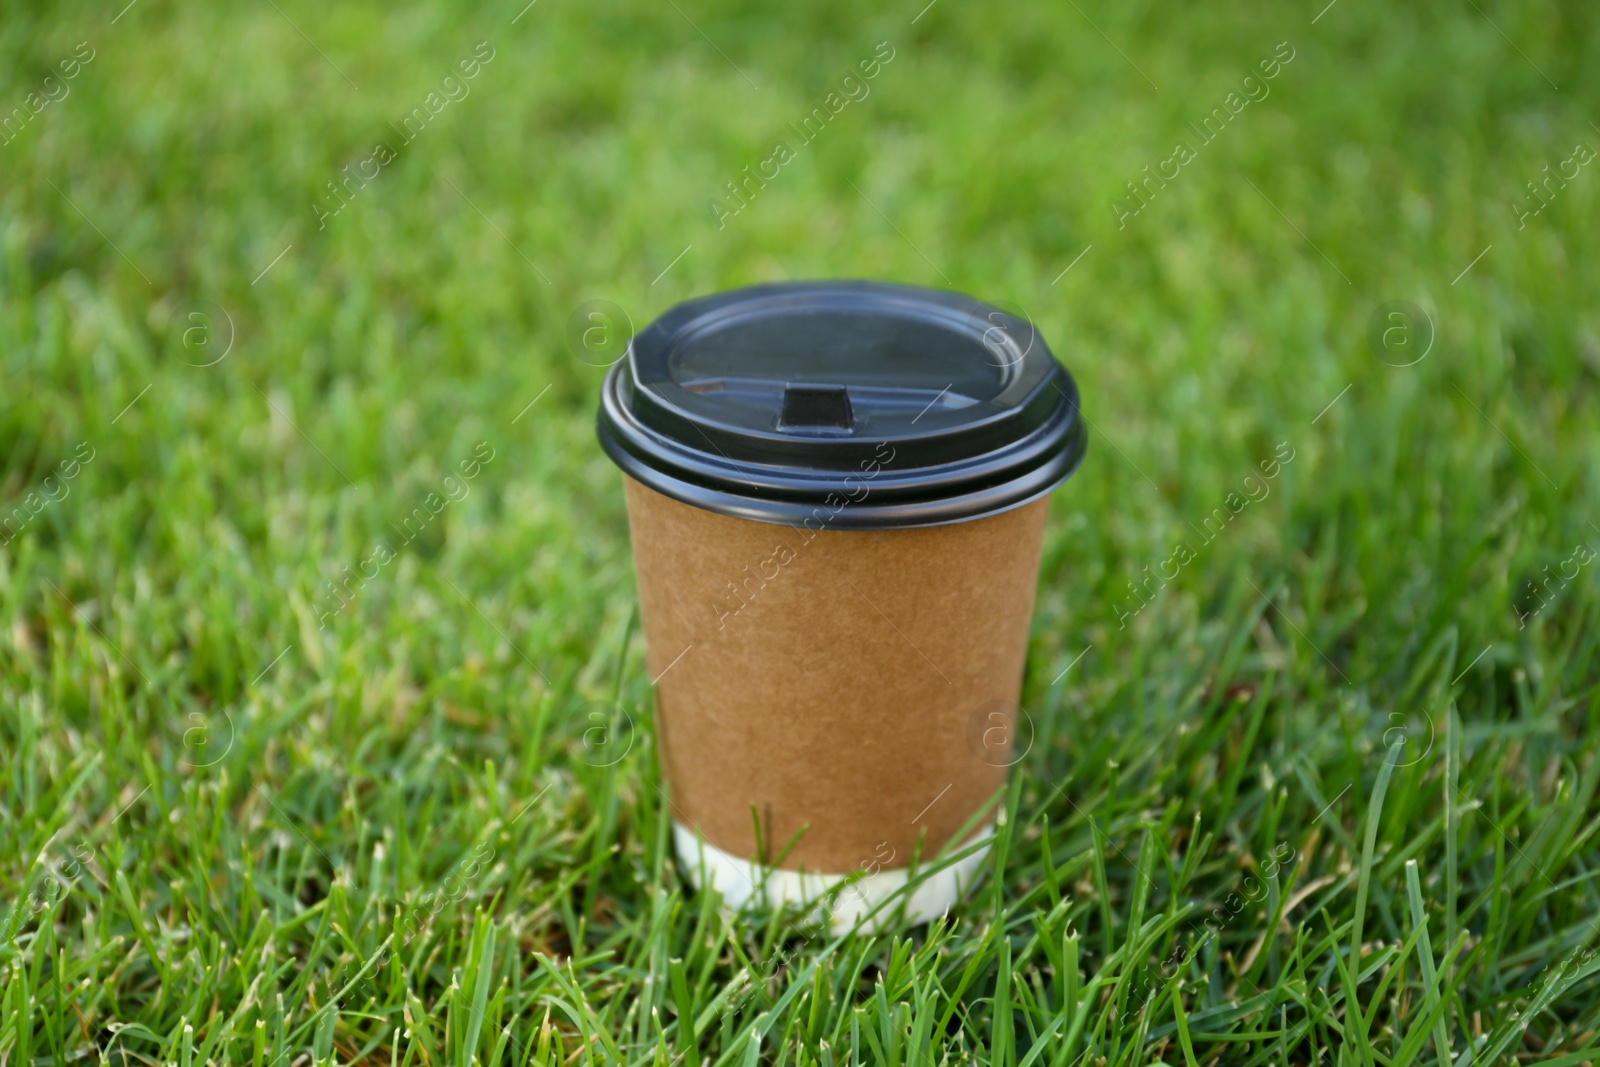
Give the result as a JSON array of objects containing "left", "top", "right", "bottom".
[{"left": 597, "top": 281, "right": 1086, "bottom": 929}]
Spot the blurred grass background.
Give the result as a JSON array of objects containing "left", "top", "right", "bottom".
[{"left": 3, "top": 0, "right": 1599, "bottom": 1063}]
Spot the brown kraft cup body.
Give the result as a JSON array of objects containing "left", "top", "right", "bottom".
[{"left": 625, "top": 475, "right": 1048, "bottom": 873}]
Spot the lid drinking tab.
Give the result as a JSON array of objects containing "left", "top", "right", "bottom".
[
  {"left": 778, "top": 385, "right": 854, "bottom": 434},
  {"left": 597, "top": 280, "right": 1086, "bottom": 529}
]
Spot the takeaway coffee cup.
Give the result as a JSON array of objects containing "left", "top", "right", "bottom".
[{"left": 597, "top": 281, "right": 1085, "bottom": 929}]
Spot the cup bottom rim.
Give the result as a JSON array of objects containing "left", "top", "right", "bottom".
[{"left": 671, "top": 822, "right": 993, "bottom": 934}]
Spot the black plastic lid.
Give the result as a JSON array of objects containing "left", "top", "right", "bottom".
[{"left": 597, "top": 280, "right": 1086, "bottom": 530}]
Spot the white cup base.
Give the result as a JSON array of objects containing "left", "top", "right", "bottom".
[{"left": 671, "top": 822, "right": 993, "bottom": 934}]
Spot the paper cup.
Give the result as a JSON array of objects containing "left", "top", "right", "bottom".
[{"left": 597, "top": 281, "right": 1085, "bottom": 930}]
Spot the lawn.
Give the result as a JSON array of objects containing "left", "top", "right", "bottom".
[{"left": 3, "top": 0, "right": 1599, "bottom": 1063}]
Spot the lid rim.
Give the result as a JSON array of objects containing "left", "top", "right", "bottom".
[{"left": 600, "top": 413, "right": 1087, "bottom": 530}]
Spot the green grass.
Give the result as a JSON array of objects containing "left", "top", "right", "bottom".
[{"left": 3, "top": 0, "right": 1600, "bottom": 1063}]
